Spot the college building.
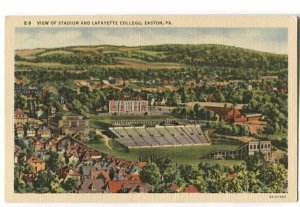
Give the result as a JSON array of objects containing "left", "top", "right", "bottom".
[
  {"left": 109, "top": 97, "right": 148, "bottom": 115},
  {"left": 206, "top": 140, "right": 272, "bottom": 160},
  {"left": 48, "top": 113, "right": 89, "bottom": 135}
]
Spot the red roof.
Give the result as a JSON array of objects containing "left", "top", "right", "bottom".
[
  {"left": 58, "top": 166, "right": 80, "bottom": 179},
  {"left": 169, "top": 185, "right": 180, "bottom": 191},
  {"left": 26, "top": 156, "right": 44, "bottom": 164},
  {"left": 226, "top": 173, "right": 237, "bottom": 179},
  {"left": 15, "top": 108, "right": 24, "bottom": 116},
  {"left": 183, "top": 185, "right": 198, "bottom": 193},
  {"left": 110, "top": 97, "right": 145, "bottom": 101},
  {"left": 15, "top": 108, "right": 25, "bottom": 116},
  {"left": 136, "top": 162, "right": 146, "bottom": 168},
  {"left": 107, "top": 180, "right": 142, "bottom": 193},
  {"left": 89, "top": 150, "right": 102, "bottom": 157}
]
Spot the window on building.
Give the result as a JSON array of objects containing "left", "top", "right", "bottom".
[
  {"left": 70, "top": 121, "right": 78, "bottom": 127},
  {"left": 253, "top": 145, "right": 256, "bottom": 149},
  {"left": 250, "top": 145, "right": 252, "bottom": 150}
]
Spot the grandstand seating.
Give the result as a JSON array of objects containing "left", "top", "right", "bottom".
[{"left": 109, "top": 125, "right": 210, "bottom": 148}]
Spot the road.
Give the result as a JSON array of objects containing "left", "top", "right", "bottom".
[{"left": 95, "top": 129, "right": 112, "bottom": 150}]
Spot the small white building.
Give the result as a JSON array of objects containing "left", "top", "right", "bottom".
[
  {"left": 37, "top": 126, "right": 51, "bottom": 139},
  {"left": 26, "top": 127, "right": 36, "bottom": 138}
]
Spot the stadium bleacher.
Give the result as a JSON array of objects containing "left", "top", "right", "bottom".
[{"left": 109, "top": 125, "right": 210, "bottom": 148}]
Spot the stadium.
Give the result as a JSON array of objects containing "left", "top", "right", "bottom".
[{"left": 109, "top": 124, "right": 210, "bottom": 148}]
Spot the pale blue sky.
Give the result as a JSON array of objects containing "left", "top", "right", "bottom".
[{"left": 15, "top": 27, "right": 288, "bottom": 54}]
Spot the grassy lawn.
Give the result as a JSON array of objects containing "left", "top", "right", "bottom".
[{"left": 88, "top": 141, "right": 243, "bottom": 167}]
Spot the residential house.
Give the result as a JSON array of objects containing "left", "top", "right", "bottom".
[
  {"left": 22, "top": 173, "right": 37, "bottom": 184},
  {"left": 16, "top": 124, "right": 25, "bottom": 138},
  {"left": 107, "top": 180, "right": 144, "bottom": 193},
  {"left": 37, "top": 126, "right": 51, "bottom": 139},
  {"left": 14, "top": 108, "right": 28, "bottom": 124},
  {"left": 78, "top": 179, "right": 106, "bottom": 193},
  {"left": 169, "top": 185, "right": 180, "bottom": 192},
  {"left": 81, "top": 165, "right": 97, "bottom": 180},
  {"left": 26, "top": 156, "right": 46, "bottom": 172},
  {"left": 44, "top": 139, "right": 57, "bottom": 151},
  {"left": 26, "top": 126, "right": 36, "bottom": 138},
  {"left": 33, "top": 139, "right": 44, "bottom": 152},
  {"left": 68, "top": 152, "right": 80, "bottom": 166},
  {"left": 58, "top": 166, "right": 81, "bottom": 182}
]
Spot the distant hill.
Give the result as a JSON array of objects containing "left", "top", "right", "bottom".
[{"left": 15, "top": 44, "right": 288, "bottom": 70}]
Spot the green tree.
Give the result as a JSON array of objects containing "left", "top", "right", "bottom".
[
  {"left": 140, "top": 163, "right": 161, "bottom": 185},
  {"left": 245, "top": 152, "right": 266, "bottom": 171},
  {"left": 257, "top": 163, "right": 287, "bottom": 193},
  {"left": 278, "top": 154, "right": 288, "bottom": 169},
  {"left": 46, "top": 151, "right": 64, "bottom": 172},
  {"left": 15, "top": 94, "right": 27, "bottom": 110},
  {"left": 61, "top": 177, "right": 78, "bottom": 192}
]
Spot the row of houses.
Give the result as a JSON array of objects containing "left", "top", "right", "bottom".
[
  {"left": 14, "top": 106, "right": 155, "bottom": 193},
  {"left": 15, "top": 133, "right": 153, "bottom": 193},
  {"left": 15, "top": 108, "right": 90, "bottom": 137}
]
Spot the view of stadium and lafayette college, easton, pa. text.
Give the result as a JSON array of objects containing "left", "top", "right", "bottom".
[{"left": 12, "top": 24, "right": 290, "bottom": 195}]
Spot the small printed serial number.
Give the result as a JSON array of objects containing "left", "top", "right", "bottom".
[{"left": 269, "top": 195, "right": 287, "bottom": 199}]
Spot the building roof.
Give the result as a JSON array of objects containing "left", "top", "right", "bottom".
[
  {"left": 109, "top": 97, "right": 145, "bottom": 101},
  {"left": 89, "top": 150, "right": 102, "bottom": 157},
  {"left": 26, "top": 156, "right": 44, "bottom": 164},
  {"left": 125, "top": 174, "right": 141, "bottom": 181},
  {"left": 205, "top": 106, "right": 236, "bottom": 116},
  {"left": 22, "top": 174, "right": 37, "bottom": 183},
  {"left": 58, "top": 166, "right": 80, "bottom": 179},
  {"left": 169, "top": 184, "right": 180, "bottom": 191},
  {"left": 245, "top": 113, "right": 262, "bottom": 117},
  {"left": 78, "top": 179, "right": 105, "bottom": 193},
  {"left": 183, "top": 185, "right": 199, "bottom": 193},
  {"left": 123, "top": 183, "right": 152, "bottom": 193},
  {"left": 38, "top": 126, "right": 51, "bottom": 132},
  {"left": 107, "top": 180, "right": 142, "bottom": 193},
  {"left": 226, "top": 173, "right": 238, "bottom": 179},
  {"left": 15, "top": 108, "right": 26, "bottom": 116},
  {"left": 56, "top": 111, "right": 82, "bottom": 117},
  {"left": 81, "top": 166, "right": 97, "bottom": 177}
]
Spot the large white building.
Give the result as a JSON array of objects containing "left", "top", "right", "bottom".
[{"left": 109, "top": 97, "right": 148, "bottom": 115}]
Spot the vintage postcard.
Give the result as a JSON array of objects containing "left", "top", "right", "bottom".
[{"left": 5, "top": 16, "right": 298, "bottom": 202}]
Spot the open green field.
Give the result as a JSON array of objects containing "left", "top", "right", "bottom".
[{"left": 88, "top": 140, "right": 244, "bottom": 167}]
